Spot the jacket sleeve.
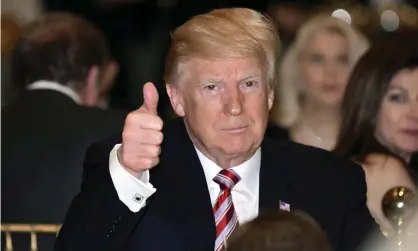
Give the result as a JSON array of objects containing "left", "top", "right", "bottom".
[{"left": 54, "top": 136, "right": 147, "bottom": 251}]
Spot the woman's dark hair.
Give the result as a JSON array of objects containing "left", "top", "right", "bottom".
[
  {"left": 227, "top": 210, "right": 332, "bottom": 251},
  {"left": 334, "top": 33, "right": 418, "bottom": 163}
]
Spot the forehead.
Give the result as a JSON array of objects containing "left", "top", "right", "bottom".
[
  {"left": 390, "top": 68, "right": 418, "bottom": 91},
  {"left": 305, "top": 29, "right": 347, "bottom": 53},
  {"left": 185, "top": 57, "right": 265, "bottom": 81}
]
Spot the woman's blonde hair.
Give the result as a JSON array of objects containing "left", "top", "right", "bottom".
[
  {"left": 164, "top": 8, "right": 279, "bottom": 87},
  {"left": 273, "top": 15, "right": 369, "bottom": 127}
]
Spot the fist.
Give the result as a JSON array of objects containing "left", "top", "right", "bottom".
[{"left": 119, "top": 82, "right": 164, "bottom": 175}]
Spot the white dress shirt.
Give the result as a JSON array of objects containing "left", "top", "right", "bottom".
[
  {"left": 26, "top": 80, "right": 81, "bottom": 104},
  {"left": 109, "top": 144, "right": 261, "bottom": 224}
]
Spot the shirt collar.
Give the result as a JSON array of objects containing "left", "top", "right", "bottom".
[
  {"left": 26, "top": 80, "right": 81, "bottom": 104},
  {"left": 194, "top": 146, "right": 261, "bottom": 185}
]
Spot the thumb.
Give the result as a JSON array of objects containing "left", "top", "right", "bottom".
[{"left": 141, "top": 82, "right": 159, "bottom": 114}]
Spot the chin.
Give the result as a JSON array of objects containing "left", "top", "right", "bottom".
[
  {"left": 222, "top": 145, "right": 250, "bottom": 154},
  {"left": 311, "top": 96, "right": 340, "bottom": 108},
  {"left": 399, "top": 145, "right": 418, "bottom": 154},
  {"left": 321, "top": 98, "right": 342, "bottom": 107},
  {"left": 220, "top": 141, "right": 256, "bottom": 156}
]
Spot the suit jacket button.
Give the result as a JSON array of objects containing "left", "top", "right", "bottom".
[{"left": 113, "top": 216, "right": 122, "bottom": 225}]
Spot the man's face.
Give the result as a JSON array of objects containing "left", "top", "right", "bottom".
[{"left": 167, "top": 57, "right": 274, "bottom": 164}]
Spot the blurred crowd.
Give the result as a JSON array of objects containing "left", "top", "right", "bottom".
[{"left": 1, "top": 0, "right": 418, "bottom": 250}]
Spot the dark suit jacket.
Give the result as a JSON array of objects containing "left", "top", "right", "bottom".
[
  {"left": 1, "top": 90, "right": 128, "bottom": 250},
  {"left": 55, "top": 118, "right": 376, "bottom": 251}
]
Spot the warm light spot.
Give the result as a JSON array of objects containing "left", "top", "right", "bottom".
[
  {"left": 381, "top": 10, "right": 400, "bottom": 32},
  {"left": 332, "top": 9, "right": 352, "bottom": 24}
]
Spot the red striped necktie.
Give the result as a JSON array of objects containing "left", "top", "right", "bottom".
[{"left": 213, "top": 169, "right": 241, "bottom": 251}]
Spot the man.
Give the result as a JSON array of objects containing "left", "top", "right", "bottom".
[
  {"left": 2, "top": 12, "right": 127, "bottom": 250},
  {"left": 45, "top": 0, "right": 173, "bottom": 111},
  {"left": 55, "top": 8, "right": 376, "bottom": 251}
]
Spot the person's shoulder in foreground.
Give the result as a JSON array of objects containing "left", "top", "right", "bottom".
[{"left": 227, "top": 209, "right": 332, "bottom": 251}]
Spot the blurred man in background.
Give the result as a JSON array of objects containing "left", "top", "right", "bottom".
[{"left": 1, "top": 12, "right": 128, "bottom": 251}]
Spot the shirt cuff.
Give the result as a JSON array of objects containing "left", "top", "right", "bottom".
[{"left": 109, "top": 144, "right": 157, "bottom": 212}]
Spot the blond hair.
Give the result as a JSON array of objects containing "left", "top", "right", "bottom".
[
  {"left": 273, "top": 15, "right": 369, "bottom": 127},
  {"left": 164, "top": 8, "right": 279, "bottom": 87}
]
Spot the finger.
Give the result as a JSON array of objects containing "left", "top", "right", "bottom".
[
  {"left": 140, "top": 82, "right": 159, "bottom": 115},
  {"left": 139, "top": 130, "right": 164, "bottom": 145},
  {"left": 135, "top": 157, "right": 160, "bottom": 170},
  {"left": 124, "top": 112, "right": 163, "bottom": 131},
  {"left": 133, "top": 144, "right": 161, "bottom": 158},
  {"left": 121, "top": 155, "right": 160, "bottom": 172},
  {"left": 122, "top": 128, "right": 163, "bottom": 145}
]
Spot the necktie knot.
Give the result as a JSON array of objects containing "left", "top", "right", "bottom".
[{"left": 213, "top": 169, "right": 241, "bottom": 191}]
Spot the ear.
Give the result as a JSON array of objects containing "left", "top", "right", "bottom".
[
  {"left": 268, "top": 86, "right": 275, "bottom": 110},
  {"left": 166, "top": 83, "right": 185, "bottom": 117},
  {"left": 101, "top": 61, "right": 119, "bottom": 93},
  {"left": 83, "top": 65, "right": 100, "bottom": 106}
]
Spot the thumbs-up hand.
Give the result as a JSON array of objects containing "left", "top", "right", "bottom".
[{"left": 118, "top": 82, "right": 163, "bottom": 176}]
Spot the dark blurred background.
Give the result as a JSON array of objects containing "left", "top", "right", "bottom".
[{"left": 3, "top": 0, "right": 418, "bottom": 115}]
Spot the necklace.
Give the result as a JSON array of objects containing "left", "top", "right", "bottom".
[
  {"left": 292, "top": 119, "right": 335, "bottom": 150},
  {"left": 301, "top": 123, "right": 324, "bottom": 147}
]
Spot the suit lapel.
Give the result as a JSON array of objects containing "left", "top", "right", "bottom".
[
  {"left": 156, "top": 119, "right": 216, "bottom": 250},
  {"left": 259, "top": 138, "right": 294, "bottom": 214}
]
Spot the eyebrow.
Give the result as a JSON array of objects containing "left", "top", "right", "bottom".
[
  {"left": 206, "top": 78, "right": 225, "bottom": 84},
  {"left": 204, "top": 74, "right": 262, "bottom": 83},
  {"left": 240, "top": 75, "right": 261, "bottom": 81},
  {"left": 388, "top": 85, "right": 407, "bottom": 92}
]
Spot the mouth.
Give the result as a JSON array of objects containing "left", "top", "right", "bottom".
[
  {"left": 220, "top": 125, "right": 249, "bottom": 134},
  {"left": 321, "top": 84, "right": 340, "bottom": 92},
  {"left": 401, "top": 129, "right": 418, "bottom": 137}
]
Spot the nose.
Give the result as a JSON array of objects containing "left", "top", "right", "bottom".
[
  {"left": 223, "top": 86, "right": 243, "bottom": 116},
  {"left": 406, "top": 102, "right": 418, "bottom": 123},
  {"left": 323, "top": 62, "right": 339, "bottom": 83}
]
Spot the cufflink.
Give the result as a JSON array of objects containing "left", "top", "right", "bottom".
[{"left": 132, "top": 193, "right": 144, "bottom": 204}]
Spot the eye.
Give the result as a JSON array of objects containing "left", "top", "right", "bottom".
[
  {"left": 240, "top": 80, "right": 261, "bottom": 92},
  {"left": 204, "top": 85, "right": 217, "bottom": 91},
  {"left": 388, "top": 93, "right": 407, "bottom": 103},
  {"left": 308, "top": 54, "right": 324, "bottom": 63},
  {"left": 245, "top": 81, "right": 256, "bottom": 87},
  {"left": 202, "top": 84, "right": 223, "bottom": 95},
  {"left": 337, "top": 54, "right": 349, "bottom": 64}
]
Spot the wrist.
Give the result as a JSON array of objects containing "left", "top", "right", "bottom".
[{"left": 117, "top": 146, "right": 142, "bottom": 177}]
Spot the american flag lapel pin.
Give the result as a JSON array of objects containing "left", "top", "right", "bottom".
[{"left": 279, "top": 200, "right": 290, "bottom": 211}]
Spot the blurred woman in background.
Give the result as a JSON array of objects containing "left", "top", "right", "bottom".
[
  {"left": 334, "top": 35, "right": 418, "bottom": 235},
  {"left": 270, "top": 15, "right": 368, "bottom": 150}
]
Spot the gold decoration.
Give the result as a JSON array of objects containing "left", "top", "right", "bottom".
[{"left": 382, "top": 187, "right": 417, "bottom": 251}]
